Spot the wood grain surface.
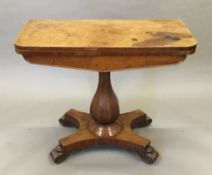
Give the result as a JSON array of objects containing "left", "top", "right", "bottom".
[
  {"left": 23, "top": 53, "right": 185, "bottom": 71},
  {"left": 15, "top": 19, "right": 197, "bottom": 55}
]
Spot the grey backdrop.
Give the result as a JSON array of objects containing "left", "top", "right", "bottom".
[{"left": 0, "top": 0, "right": 212, "bottom": 175}]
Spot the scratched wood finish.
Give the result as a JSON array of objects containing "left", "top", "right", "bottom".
[
  {"left": 15, "top": 19, "right": 196, "bottom": 71},
  {"left": 15, "top": 19, "right": 197, "bottom": 55}
]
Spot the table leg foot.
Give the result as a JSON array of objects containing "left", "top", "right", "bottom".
[
  {"left": 58, "top": 109, "right": 89, "bottom": 128},
  {"left": 142, "top": 146, "right": 159, "bottom": 164},
  {"left": 59, "top": 115, "right": 73, "bottom": 127},
  {"left": 50, "top": 145, "right": 68, "bottom": 164},
  {"left": 141, "top": 115, "right": 152, "bottom": 127},
  {"left": 119, "top": 110, "right": 152, "bottom": 128}
]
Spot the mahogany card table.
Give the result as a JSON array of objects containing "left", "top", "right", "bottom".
[{"left": 15, "top": 19, "right": 197, "bottom": 164}]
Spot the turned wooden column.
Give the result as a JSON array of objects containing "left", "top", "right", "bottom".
[{"left": 88, "top": 72, "right": 122, "bottom": 137}]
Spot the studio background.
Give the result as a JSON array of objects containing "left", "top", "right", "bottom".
[{"left": 0, "top": 0, "right": 211, "bottom": 175}]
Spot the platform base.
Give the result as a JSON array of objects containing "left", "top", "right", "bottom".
[{"left": 50, "top": 109, "right": 159, "bottom": 164}]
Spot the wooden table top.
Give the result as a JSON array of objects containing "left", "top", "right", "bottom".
[
  {"left": 14, "top": 19, "right": 197, "bottom": 71},
  {"left": 15, "top": 19, "right": 197, "bottom": 56}
]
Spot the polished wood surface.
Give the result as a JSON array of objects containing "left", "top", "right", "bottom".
[
  {"left": 23, "top": 54, "right": 186, "bottom": 71},
  {"left": 89, "top": 72, "right": 121, "bottom": 136},
  {"left": 90, "top": 72, "right": 119, "bottom": 125},
  {"left": 50, "top": 108, "right": 158, "bottom": 164},
  {"left": 50, "top": 72, "right": 159, "bottom": 164},
  {"left": 15, "top": 19, "right": 196, "bottom": 55}
]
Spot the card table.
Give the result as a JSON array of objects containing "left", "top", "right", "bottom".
[{"left": 15, "top": 19, "right": 197, "bottom": 164}]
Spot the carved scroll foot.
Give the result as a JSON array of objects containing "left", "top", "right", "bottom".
[
  {"left": 119, "top": 109, "right": 152, "bottom": 129},
  {"left": 142, "top": 115, "right": 152, "bottom": 127},
  {"left": 142, "top": 146, "right": 159, "bottom": 164},
  {"left": 59, "top": 115, "right": 73, "bottom": 127},
  {"left": 50, "top": 145, "right": 68, "bottom": 164},
  {"left": 59, "top": 109, "right": 89, "bottom": 128}
]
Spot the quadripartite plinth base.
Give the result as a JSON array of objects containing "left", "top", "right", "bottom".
[{"left": 50, "top": 108, "right": 159, "bottom": 164}]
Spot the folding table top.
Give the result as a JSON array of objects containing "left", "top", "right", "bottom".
[
  {"left": 14, "top": 19, "right": 197, "bottom": 71},
  {"left": 15, "top": 19, "right": 197, "bottom": 56}
]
